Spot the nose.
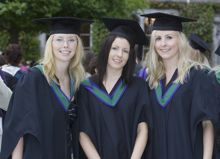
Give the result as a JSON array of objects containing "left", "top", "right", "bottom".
[
  {"left": 117, "top": 49, "right": 123, "bottom": 57},
  {"left": 160, "top": 38, "right": 166, "bottom": 46},
  {"left": 63, "top": 40, "right": 68, "bottom": 47}
]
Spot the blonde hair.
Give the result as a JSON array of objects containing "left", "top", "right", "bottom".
[
  {"left": 146, "top": 30, "right": 202, "bottom": 89},
  {"left": 190, "top": 49, "right": 210, "bottom": 67},
  {"left": 40, "top": 34, "right": 85, "bottom": 91}
]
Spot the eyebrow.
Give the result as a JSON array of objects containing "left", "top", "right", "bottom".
[
  {"left": 54, "top": 35, "right": 76, "bottom": 38},
  {"left": 155, "top": 34, "right": 177, "bottom": 38}
]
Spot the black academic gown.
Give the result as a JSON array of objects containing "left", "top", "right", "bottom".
[
  {"left": 149, "top": 68, "right": 217, "bottom": 159},
  {"left": 208, "top": 70, "right": 220, "bottom": 159},
  {"left": 0, "top": 69, "right": 17, "bottom": 91},
  {"left": 78, "top": 75, "right": 151, "bottom": 159},
  {"left": 0, "top": 67, "right": 79, "bottom": 159}
]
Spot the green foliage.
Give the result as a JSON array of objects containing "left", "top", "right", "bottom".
[
  {"left": 91, "top": 21, "right": 108, "bottom": 54},
  {"left": 0, "top": 0, "right": 61, "bottom": 61},
  {"left": 180, "top": 4, "right": 214, "bottom": 44},
  {"left": 0, "top": 0, "right": 150, "bottom": 61},
  {"left": 0, "top": 31, "right": 10, "bottom": 51},
  {"left": 19, "top": 32, "right": 40, "bottom": 61}
]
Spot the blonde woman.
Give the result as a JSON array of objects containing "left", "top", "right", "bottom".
[
  {"left": 189, "top": 33, "right": 210, "bottom": 66},
  {"left": 141, "top": 12, "right": 217, "bottom": 159},
  {"left": 0, "top": 17, "right": 92, "bottom": 159}
]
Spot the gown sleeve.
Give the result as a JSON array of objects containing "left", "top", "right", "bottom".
[
  {"left": 137, "top": 79, "right": 152, "bottom": 127},
  {"left": 0, "top": 68, "right": 41, "bottom": 159},
  {"left": 190, "top": 69, "right": 219, "bottom": 155},
  {"left": 78, "top": 84, "right": 96, "bottom": 141},
  {"left": 209, "top": 70, "right": 220, "bottom": 158}
]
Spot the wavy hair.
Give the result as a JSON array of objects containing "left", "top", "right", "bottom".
[
  {"left": 40, "top": 34, "right": 85, "bottom": 91},
  {"left": 190, "top": 49, "right": 210, "bottom": 67},
  {"left": 146, "top": 30, "right": 202, "bottom": 89}
]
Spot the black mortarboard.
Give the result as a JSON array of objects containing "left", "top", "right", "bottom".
[
  {"left": 189, "top": 33, "right": 209, "bottom": 53},
  {"left": 101, "top": 17, "right": 147, "bottom": 45},
  {"left": 215, "top": 45, "right": 220, "bottom": 56},
  {"left": 34, "top": 17, "right": 93, "bottom": 35},
  {"left": 141, "top": 12, "right": 195, "bottom": 32}
]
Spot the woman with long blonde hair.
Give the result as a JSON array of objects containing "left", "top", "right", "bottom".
[
  {"left": 0, "top": 17, "right": 92, "bottom": 159},
  {"left": 188, "top": 33, "right": 210, "bottom": 67},
  {"left": 141, "top": 12, "right": 217, "bottom": 159}
]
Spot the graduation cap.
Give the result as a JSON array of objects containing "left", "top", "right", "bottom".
[
  {"left": 34, "top": 17, "right": 93, "bottom": 35},
  {"left": 101, "top": 17, "right": 147, "bottom": 45},
  {"left": 215, "top": 45, "right": 220, "bottom": 56},
  {"left": 189, "top": 33, "right": 209, "bottom": 53},
  {"left": 141, "top": 12, "right": 195, "bottom": 32}
]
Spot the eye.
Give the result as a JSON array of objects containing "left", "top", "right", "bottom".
[
  {"left": 166, "top": 35, "right": 173, "bottom": 40},
  {"left": 111, "top": 46, "right": 118, "bottom": 50},
  {"left": 155, "top": 37, "right": 161, "bottom": 41},
  {"left": 68, "top": 38, "right": 76, "bottom": 42},
  {"left": 55, "top": 38, "right": 63, "bottom": 42},
  {"left": 123, "top": 49, "right": 129, "bottom": 54}
]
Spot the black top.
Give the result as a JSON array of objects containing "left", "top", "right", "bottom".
[
  {"left": 0, "top": 67, "right": 79, "bottom": 159},
  {"left": 148, "top": 67, "right": 218, "bottom": 159},
  {"left": 78, "top": 75, "right": 152, "bottom": 159},
  {"left": 0, "top": 69, "right": 17, "bottom": 91}
]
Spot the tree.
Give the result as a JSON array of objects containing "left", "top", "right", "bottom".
[
  {"left": 0, "top": 0, "right": 61, "bottom": 43},
  {"left": 0, "top": 0, "right": 149, "bottom": 61},
  {"left": 0, "top": 0, "right": 61, "bottom": 61}
]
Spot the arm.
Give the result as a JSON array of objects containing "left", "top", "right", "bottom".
[
  {"left": 12, "top": 137, "right": 24, "bottom": 159},
  {"left": 202, "top": 120, "right": 214, "bottom": 159},
  {"left": 79, "top": 132, "right": 101, "bottom": 159},
  {"left": 131, "top": 122, "right": 148, "bottom": 159}
]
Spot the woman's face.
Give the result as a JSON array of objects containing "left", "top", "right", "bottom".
[
  {"left": 107, "top": 37, "right": 130, "bottom": 72},
  {"left": 52, "top": 34, "right": 78, "bottom": 63},
  {"left": 154, "top": 31, "right": 179, "bottom": 62}
]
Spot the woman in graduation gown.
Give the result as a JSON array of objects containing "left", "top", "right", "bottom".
[
  {"left": 78, "top": 17, "right": 151, "bottom": 159},
  {"left": 188, "top": 33, "right": 211, "bottom": 66},
  {"left": 0, "top": 17, "right": 92, "bottom": 159},
  {"left": 141, "top": 12, "right": 217, "bottom": 159}
]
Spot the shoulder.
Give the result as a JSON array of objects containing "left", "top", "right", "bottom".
[
  {"left": 26, "top": 66, "right": 44, "bottom": 79},
  {"left": 137, "top": 67, "right": 148, "bottom": 79},
  {"left": 80, "top": 75, "right": 98, "bottom": 86},
  {"left": 129, "top": 76, "right": 148, "bottom": 89},
  {"left": 15, "top": 66, "right": 46, "bottom": 88},
  {"left": 186, "top": 66, "right": 213, "bottom": 88},
  {"left": 188, "top": 65, "right": 210, "bottom": 79}
]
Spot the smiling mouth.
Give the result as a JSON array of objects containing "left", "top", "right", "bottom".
[
  {"left": 59, "top": 50, "right": 71, "bottom": 54},
  {"left": 113, "top": 59, "right": 123, "bottom": 63},
  {"left": 159, "top": 48, "right": 170, "bottom": 52}
]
